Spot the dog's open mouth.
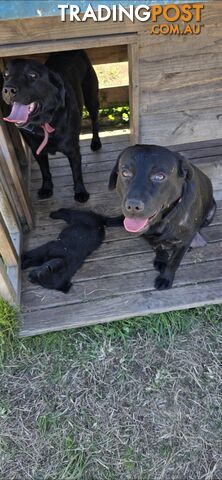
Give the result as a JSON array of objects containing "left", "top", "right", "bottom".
[
  {"left": 3, "top": 101, "right": 38, "bottom": 125},
  {"left": 124, "top": 211, "right": 159, "bottom": 233}
]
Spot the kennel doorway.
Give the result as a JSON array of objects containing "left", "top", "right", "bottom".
[{"left": 0, "top": 35, "right": 139, "bottom": 307}]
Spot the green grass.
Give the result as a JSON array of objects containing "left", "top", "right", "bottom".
[
  {"left": 0, "top": 300, "right": 222, "bottom": 479},
  {"left": 82, "top": 105, "right": 130, "bottom": 130},
  {"left": 0, "top": 296, "right": 221, "bottom": 364},
  {"left": 0, "top": 297, "right": 18, "bottom": 365}
]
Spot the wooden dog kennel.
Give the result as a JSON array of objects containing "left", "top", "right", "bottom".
[{"left": 0, "top": 1, "right": 222, "bottom": 336}]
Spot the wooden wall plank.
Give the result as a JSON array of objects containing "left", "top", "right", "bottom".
[
  {"left": 3, "top": 44, "right": 128, "bottom": 65},
  {"left": 0, "top": 258, "right": 16, "bottom": 304},
  {"left": 20, "top": 279, "right": 222, "bottom": 337},
  {"left": 128, "top": 42, "right": 139, "bottom": 144},
  {"left": 137, "top": 1, "right": 222, "bottom": 144},
  {"left": 0, "top": 33, "right": 137, "bottom": 58},
  {"left": 99, "top": 85, "right": 128, "bottom": 108},
  {"left": 139, "top": 107, "right": 222, "bottom": 146},
  {"left": 140, "top": 69, "right": 222, "bottom": 114},
  {"left": 86, "top": 45, "right": 127, "bottom": 64},
  {"left": 0, "top": 119, "right": 33, "bottom": 229},
  {"left": 0, "top": 213, "right": 18, "bottom": 266},
  {"left": 0, "top": 15, "right": 140, "bottom": 53}
]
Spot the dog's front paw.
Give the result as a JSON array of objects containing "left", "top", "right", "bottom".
[
  {"left": 38, "top": 181, "right": 53, "bottom": 199},
  {"left": 74, "top": 190, "right": 89, "bottom": 203},
  {"left": 154, "top": 274, "right": 173, "bottom": 290},
  {"left": 153, "top": 259, "right": 167, "bottom": 274},
  {"left": 91, "top": 138, "right": 102, "bottom": 151},
  {"left": 153, "top": 250, "right": 168, "bottom": 273}
]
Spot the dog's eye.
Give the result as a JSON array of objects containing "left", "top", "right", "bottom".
[
  {"left": 28, "top": 72, "right": 38, "bottom": 79},
  {"left": 150, "top": 173, "right": 166, "bottom": 182},
  {"left": 3, "top": 71, "right": 9, "bottom": 78},
  {"left": 122, "top": 168, "right": 133, "bottom": 178}
]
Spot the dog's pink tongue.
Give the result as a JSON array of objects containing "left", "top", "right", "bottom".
[
  {"left": 124, "top": 217, "right": 148, "bottom": 233},
  {"left": 3, "top": 102, "right": 30, "bottom": 123}
]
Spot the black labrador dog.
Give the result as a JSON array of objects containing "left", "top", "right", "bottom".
[
  {"left": 22, "top": 209, "right": 122, "bottom": 293},
  {"left": 2, "top": 50, "right": 101, "bottom": 203},
  {"left": 109, "top": 144, "right": 216, "bottom": 290}
]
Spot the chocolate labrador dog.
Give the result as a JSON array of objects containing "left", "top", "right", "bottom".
[
  {"left": 22, "top": 209, "right": 123, "bottom": 293},
  {"left": 2, "top": 50, "right": 101, "bottom": 202},
  {"left": 109, "top": 144, "right": 216, "bottom": 290}
]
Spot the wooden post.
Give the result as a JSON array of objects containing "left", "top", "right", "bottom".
[
  {"left": 0, "top": 117, "right": 33, "bottom": 230},
  {"left": 128, "top": 42, "right": 139, "bottom": 145},
  {"left": 0, "top": 159, "right": 22, "bottom": 305},
  {"left": 0, "top": 259, "right": 17, "bottom": 304},
  {"left": 0, "top": 213, "right": 18, "bottom": 266}
]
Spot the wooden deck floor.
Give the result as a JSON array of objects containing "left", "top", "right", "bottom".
[{"left": 20, "top": 133, "right": 222, "bottom": 336}]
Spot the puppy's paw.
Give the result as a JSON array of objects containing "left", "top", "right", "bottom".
[
  {"left": 50, "top": 209, "right": 63, "bottom": 220},
  {"left": 91, "top": 138, "right": 102, "bottom": 151},
  {"left": 74, "top": 190, "right": 90, "bottom": 203},
  {"left": 28, "top": 270, "right": 38, "bottom": 284},
  {"left": 154, "top": 274, "right": 173, "bottom": 290},
  {"left": 38, "top": 182, "right": 53, "bottom": 199}
]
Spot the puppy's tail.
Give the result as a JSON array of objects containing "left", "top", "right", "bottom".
[{"left": 101, "top": 215, "right": 124, "bottom": 227}]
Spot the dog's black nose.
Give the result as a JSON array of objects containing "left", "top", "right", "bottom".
[
  {"left": 3, "top": 86, "right": 17, "bottom": 96},
  {"left": 125, "top": 198, "right": 145, "bottom": 213}
]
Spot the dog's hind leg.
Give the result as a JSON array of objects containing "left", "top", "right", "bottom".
[
  {"left": 21, "top": 242, "right": 55, "bottom": 269},
  {"left": 201, "top": 199, "right": 217, "bottom": 228},
  {"left": 67, "top": 145, "right": 89, "bottom": 203},
  {"left": 28, "top": 258, "right": 65, "bottom": 283},
  {"left": 82, "top": 67, "right": 102, "bottom": 152},
  {"left": 34, "top": 153, "right": 53, "bottom": 199}
]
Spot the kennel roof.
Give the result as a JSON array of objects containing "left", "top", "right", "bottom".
[{"left": 0, "top": 0, "right": 203, "bottom": 20}]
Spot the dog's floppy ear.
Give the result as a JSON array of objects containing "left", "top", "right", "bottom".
[
  {"left": 108, "top": 152, "right": 122, "bottom": 190},
  {"left": 175, "top": 152, "right": 194, "bottom": 180},
  {"left": 48, "top": 70, "right": 66, "bottom": 108}
]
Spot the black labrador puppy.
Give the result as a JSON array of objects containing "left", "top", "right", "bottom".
[
  {"left": 22, "top": 209, "right": 122, "bottom": 293},
  {"left": 109, "top": 144, "right": 216, "bottom": 290},
  {"left": 2, "top": 50, "right": 101, "bottom": 203}
]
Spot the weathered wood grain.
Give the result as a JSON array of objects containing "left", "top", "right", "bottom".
[
  {"left": 0, "top": 258, "right": 16, "bottom": 305},
  {"left": 21, "top": 241, "right": 222, "bottom": 300},
  {"left": 0, "top": 213, "right": 18, "bottom": 266},
  {"left": 0, "top": 118, "right": 33, "bottom": 229},
  {"left": 20, "top": 279, "right": 222, "bottom": 337},
  {"left": 140, "top": 107, "right": 222, "bottom": 146},
  {"left": 86, "top": 45, "right": 127, "bottom": 65},
  {"left": 100, "top": 85, "right": 129, "bottom": 108},
  {"left": 137, "top": 1, "right": 222, "bottom": 144},
  {"left": 20, "top": 133, "right": 222, "bottom": 336}
]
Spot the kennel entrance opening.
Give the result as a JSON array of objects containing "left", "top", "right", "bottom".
[{"left": 0, "top": 34, "right": 139, "bottom": 305}]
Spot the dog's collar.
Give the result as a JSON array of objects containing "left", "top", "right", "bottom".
[
  {"left": 162, "top": 195, "right": 182, "bottom": 219},
  {"left": 36, "top": 123, "right": 55, "bottom": 155},
  {"left": 19, "top": 124, "right": 37, "bottom": 134},
  {"left": 19, "top": 121, "right": 55, "bottom": 155}
]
